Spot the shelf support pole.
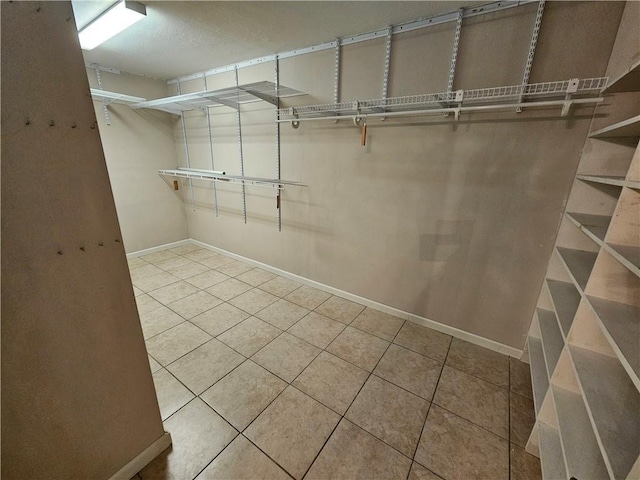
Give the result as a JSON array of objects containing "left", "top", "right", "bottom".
[
  {"left": 95, "top": 68, "right": 111, "bottom": 126},
  {"left": 518, "top": 0, "right": 546, "bottom": 111},
  {"left": 235, "top": 67, "right": 247, "bottom": 223},
  {"left": 275, "top": 56, "right": 282, "bottom": 231},
  {"left": 177, "top": 81, "right": 196, "bottom": 212},
  {"left": 203, "top": 76, "right": 219, "bottom": 217}
]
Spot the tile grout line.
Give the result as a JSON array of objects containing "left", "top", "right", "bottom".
[
  {"left": 408, "top": 336, "right": 453, "bottom": 479},
  {"left": 299, "top": 319, "right": 409, "bottom": 479}
]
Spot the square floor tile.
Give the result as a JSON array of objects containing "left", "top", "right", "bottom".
[
  {"left": 206, "top": 278, "right": 252, "bottom": 301},
  {"left": 165, "top": 261, "right": 210, "bottom": 280},
  {"left": 184, "top": 248, "right": 219, "bottom": 262},
  {"left": 135, "top": 294, "right": 163, "bottom": 315},
  {"left": 394, "top": 322, "right": 451, "bottom": 362},
  {"left": 252, "top": 332, "right": 320, "bottom": 382},
  {"left": 315, "top": 296, "right": 365, "bottom": 324},
  {"left": 288, "top": 312, "right": 345, "bottom": 349},
  {"left": 293, "top": 351, "right": 368, "bottom": 415},
  {"left": 132, "top": 286, "right": 144, "bottom": 297},
  {"left": 408, "top": 462, "right": 443, "bottom": 480},
  {"left": 217, "top": 317, "right": 281, "bottom": 357},
  {"left": 216, "top": 259, "right": 254, "bottom": 277},
  {"left": 151, "top": 369, "right": 194, "bottom": 420},
  {"left": 190, "top": 302, "right": 250, "bottom": 337},
  {"left": 415, "top": 405, "right": 508, "bottom": 480},
  {"left": 285, "top": 285, "right": 331, "bottom": 310},
  {"left": 148, "top": 281, "right": 199, "bottom": 305},
  {"left": 139, "top": 305, "right": 185, "bottom": 340},
  {"left": 128, "top": 257, "right": 149, "bottom": 269},
  {"left": 198, "top": 253, "right": 235, "bottom": 269},
  {"left": 326, "top": 326, "right": 389, "bottom": 372},
  {"left": 145, "top": 322, "right": 212, "bottom": 366},
  {"left": 168, "top": 243, "right": 201, "bottom": 255},
  {"left": 196, "top": 435, "right": 290, "bottom": 480},
  {"left": 141, "top": 250, "right": 178, "bottom": 264},
  {"left": 167, "top": 291, "right": 222, "bottom": 319},
  {"left": 351, "top": 307, "right": 405, "bottom": 341},
  {"left": 256, "top": 299, "right": 310, "bottom": 330},
  {"left": 259, "top": 276, "right": 301, "bottom": 297},
  {"left": 346, "top": 375, "right": 429, "bottom": 457},
  {"left": 167, "top": 339, "right": 244, "bottom": 394},
  {"left": 245, "top": 386, "right": 340, "bottom": 480},
  {"left": 133, "top": 271, "right": 181, "bottom": 292},
  {"left": 374, "top": 344, "right": 442, "bottom": 400},
  {"left": 510, "top": 392, "right": 535, "bottom": 448},
  {"left": 148, "top": 355, "right": 162, "bottom": 373},
  {"left": 306, "top": 419, "right": 411, "bottom": 480},
  {"left": 140, "top": 398, "right": 237, "bottom": 480},
  {"left": 510, "top": 443, "right": 542, "bottom": 480},
  {"left": 201, "top": 360, "right": 286, "bottom": 431},
  {"left": 184, "top": 269, "right": 229, "bottom": 289},
  {"left": 446, "top": 338, "right": 509, "bottom": 388},
  {"left": 155, "top": 255, "right": 196, "bottom": 272},
  {"left": 433, "top": 366, "right": 508, "bottom": 438},
  {"left": 236, "top": 267, "right": 277, "bottom": 287},
  {"left": 130, "top": 264, "right": 164, "bottom": 282},
  {"left": 510, "top": 357, "right": 534, "bottom": 400},
  {"left": 229, "top": 288, "right": 279, "bottom": 315}
]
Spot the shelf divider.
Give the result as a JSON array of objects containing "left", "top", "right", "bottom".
[
  {"left": 546, "top": 279, "right": 581, "bottom": 338},
  {"left": 586, "top": 295, "right": 640, "bottom": 390},
  {"left": 552, "top": 385, "right": 610, "bottom": 479},
  {"left": 556, "top": 247, "right": 598, "bottom": 291},
  {"left": 529, "top": 337, "right": 550, "bottom": 415},
  {"left": 537, "top": 308, "right": 564, "bottom": 378},
  {"left": 570, "top": 345, "right": 640, "bottom": 480},
  {"left": 603, "top": 60, "right": 640, "bottom": 94},
  {"left": 589, "top": 115, "right": 640, "bottom": 139},
  {"left": 566, "top": 212, "right": 612, "bottom": 242},
  {"left": 538, "top": 422, "right": 568, "bottom": 480}
]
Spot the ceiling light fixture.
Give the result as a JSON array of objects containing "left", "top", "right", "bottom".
[{"left": 78, "top": 1, "right": 146, "bottom": 51}]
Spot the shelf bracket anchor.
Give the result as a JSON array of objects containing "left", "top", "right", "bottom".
[{"left": 561, "top": 78, "right": 579, "bottom": 117}]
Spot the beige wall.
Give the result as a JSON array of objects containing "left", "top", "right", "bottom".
[
  {"left": 87, "top": 69, "right": 188, "bottom": 253},
  {"left": 1, "top": 2, "right": 165, "bottom": 478},
  {"left": 164, "top": 1, "right": 624, "bottom": 350}
]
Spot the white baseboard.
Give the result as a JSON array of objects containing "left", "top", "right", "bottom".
[
  {"left": 127, "top": 239, "right": 193, "bottom": 259},
  {"left": 109, "top": 432, "right": 172, "bottom": 480},
  {"left": 190, "top": 239, "right": 523, "bottom": 358}
]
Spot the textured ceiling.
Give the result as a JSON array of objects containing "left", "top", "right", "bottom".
[{"left": 74, "top": 1, "right": 484, "bottom": 80}]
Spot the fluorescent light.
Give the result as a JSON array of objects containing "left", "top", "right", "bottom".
[{"left": 78, "top": 1, "right": 146, "bottom": 50}]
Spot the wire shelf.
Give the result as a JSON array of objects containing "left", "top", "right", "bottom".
[
  {"left": 90, "top": 88, "right": 146, "bottom": 105},
  {"left": 134, "top": 81, "right": 304, "bottom": 115},
  {"left": 159, "top": 168, "right": 305, "bottom": 190},
  {"left": 278, "top": 77, "right": 607, "bottom": 120}
]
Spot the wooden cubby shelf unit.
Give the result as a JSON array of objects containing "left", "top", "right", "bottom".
[{"left": 526, "top": 5, "right": 640, "bottom": 477}]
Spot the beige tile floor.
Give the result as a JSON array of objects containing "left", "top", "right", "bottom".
[{"left": 130, "top": 244, "right": 541, "bottom": 480}]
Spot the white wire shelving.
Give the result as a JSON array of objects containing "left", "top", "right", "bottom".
[
  {"left": 133, "top": 81, "right": 304, "bottom": 115},
  {"left": 277, "top": 77, "right": 608, "bottom": 126},
  {"left": 159, "top": 167, "right": 305, "bottom": 190},
  {"left": 90, "top": 88, "right": 146, "bottom": 106}
]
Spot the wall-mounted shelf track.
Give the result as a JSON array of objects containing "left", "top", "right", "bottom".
[
  {"left": 278, "top": 77, "right": 607, "bottom": 125},
  {"left": 133, "top": 81, "right": 304, "bottom": 115},
  {"left": 89, "top": 88, "right": 146, "bottom": 106},
  {"left": 159, "top": 168, "right": 305, "bottom": 190}
]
